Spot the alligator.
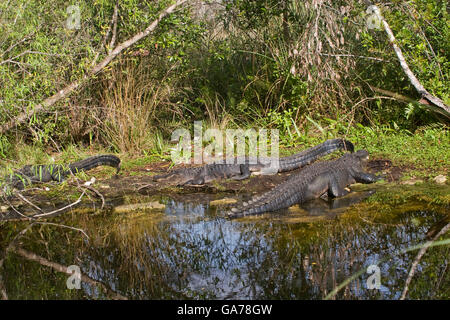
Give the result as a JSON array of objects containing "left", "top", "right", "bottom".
[
  {"left": 3, "top": 155, "right": 121, "bottom": 190},
  {"left": 227, "top": 149, "right": 380, "bottom": 218},
  {"left": 151, "top": 138, "right": 354, "bottom": 186}
]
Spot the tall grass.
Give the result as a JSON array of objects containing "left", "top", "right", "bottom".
[
  {"left": 183, "top": 0, "right": 372, "bottom": 132},
  {"left": 97, "top": 59, "right": 183, "bottom": 155}
]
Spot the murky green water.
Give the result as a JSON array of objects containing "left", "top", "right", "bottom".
[{"left": 0, "top": 185, "right": 449, "bottom": 299}]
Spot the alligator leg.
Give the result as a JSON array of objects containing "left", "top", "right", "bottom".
[
  {"left": 328, "top": 184, "right": 350, "bottom": 198},
  {"left": 48, "top": 165, "right": 70, "bottom": 182},
  {"left": 184, "top": 175, "right": 205, "bottom": 185},
  {"left": 328, "top": 174, "right": 351, "bottom": 198},
  {"left": 8, "top": 173, "right": 30, "bottom": 190},
  {"left": 184, "top": 166, "right": 208, "bottom": 185},
  {"left": 231, "top": 164, "right": 251, "bottom": 181},
  {"left": 352, "top": 171, "right": 380, "bottom": 184}
]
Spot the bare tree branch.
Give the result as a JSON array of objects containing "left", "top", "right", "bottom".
[
  {"left": 1, "top": 32, "right": 35, "bottom": 58},
  {"left": 108, "top": 1, "right": 119, "bottom": 54},
  {"left": 370, "top": 5, "right": 450, "bottom": 118},
  {"left": 0, "top": 223, "right": 35, "bottom": 300},
  {"left": 0, "top": 0, "right": 188, "bottom": 134},
  {"left": 319, "top": 53, "right": 386, "bottom": 62},
  {"left": 30, "top": 191, "right": 85, "bottom": 218},
  {"left": 368, "top": 86, "right": 417, "bottom": 105},
  {"left": 400, "top": 222, "right": 450, "bottom": 300},
  {"left": 14, "top": 247, "right": 127, "bottom": 300},
  {"left": 15, "top": 191, "right": 44, "bottom": 213}
]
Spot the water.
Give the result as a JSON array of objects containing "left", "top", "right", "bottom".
[{"left": 0, "top": 185, "right": 449, "bottom": 299}]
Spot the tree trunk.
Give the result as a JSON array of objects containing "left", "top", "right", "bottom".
[{"left": 369, "top": 4, "right": 449, "bottom": 119}]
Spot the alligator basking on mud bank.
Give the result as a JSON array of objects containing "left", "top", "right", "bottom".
[
  {"left": 151, "top": 138, "right": 354, "bottom": 186},
  {"left": 3, "top": 155, "right": 121, "bottom": 190},
  {"left": 227, "top": 150, "right": 381, "bottom": 218}
]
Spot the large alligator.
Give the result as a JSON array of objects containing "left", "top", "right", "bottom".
[
  {"left": 152, "top": 138, "right": 354, "bottom": 186},
  {"left": 227, "top": 150, "right": 380, "bottom": 218},
  {"left": 3, "top": 155, "right": 121, "bottom": 190}
]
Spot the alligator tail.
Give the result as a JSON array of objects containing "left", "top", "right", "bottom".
[
  {"left": 278, "top": 138, "right": 354, "bottom": 172},
  {"left": 69, "top": 155, "right": 121, "bottom": 174},
  {"left": 228, "top": 181, "right": 303, "bottom": 218}
]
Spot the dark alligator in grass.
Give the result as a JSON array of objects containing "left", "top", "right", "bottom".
[
  {"left": 152, "top": 138, "right": 354, "bottom": 186},
  {"left": 3, "top": 155, "right": 121, "bottom": 190},
  {"left": 227, "top": 150, "right": 380, "bottom": 218}
]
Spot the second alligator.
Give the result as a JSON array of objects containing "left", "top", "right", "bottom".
[
  {"left": 228, "top": 149, "right": 380, "bottom": 218},
  {"left": 152, "top": 138, "right": 354, "bottom": 185},
  {"left": 4, "top": 155, "right": 121, "bottom": 190}
]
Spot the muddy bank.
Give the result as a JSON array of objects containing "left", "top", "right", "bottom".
[
  {"left": 0, "top": 157, "right": 446, "bottom": 221},
  {"left": 117, "top": 157, "right": 397, "bottom": 194}
]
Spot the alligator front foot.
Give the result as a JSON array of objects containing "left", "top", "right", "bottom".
[{"left": 353, "top": 172, "right": 382, "bottom": 183}]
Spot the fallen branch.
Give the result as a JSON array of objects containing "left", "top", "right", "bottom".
[
  {"left": 1, "top": 192, "right": 36, "bottom": 220},
  {"left": 82, "top": 185, "right": 105, "bottom": 209},
  {"left": 14, "top": 247, "right": 127, "bottom": 300},
  {"left": 0, "top": 223, "right": 35, "bottom": 300},
  {"left": 325, "top": 237, "right": 450, "bottom": 300},
  {"left": 15, "top": 191, "right": 44, "bottom": 214},
  {"left": 400, "top": 222, "right": 450, "bottom": 300},
  {"left": 30, "top": 191, "right": 85, "bottom": 219},
  {"left": 369, "top": 4, "right": 450, "bottom": 119},
  {"left": 0, "top": 0, "right": 188, "bottom": 134},
  {"left": 368, "top": 86, "right": 417, "bottom": 104}
]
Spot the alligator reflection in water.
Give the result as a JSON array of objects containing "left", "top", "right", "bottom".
[
  {"left": 1, "top": 188, "right": 448, "bottom": 299},
  {"left": 298, "top": 190, "right": 376, "bottom": 216}
]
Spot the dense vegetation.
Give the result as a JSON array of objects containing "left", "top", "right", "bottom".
[
  {"left": 0, "top": 1, "right": 448, "bottom": 301},
  {"left": 0, "top": 0, "right": 448, "bottom": 160}
]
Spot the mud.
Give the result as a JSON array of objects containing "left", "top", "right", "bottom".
[{"left": 0, "top": 157, "right": 441, "bottom": 221}]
